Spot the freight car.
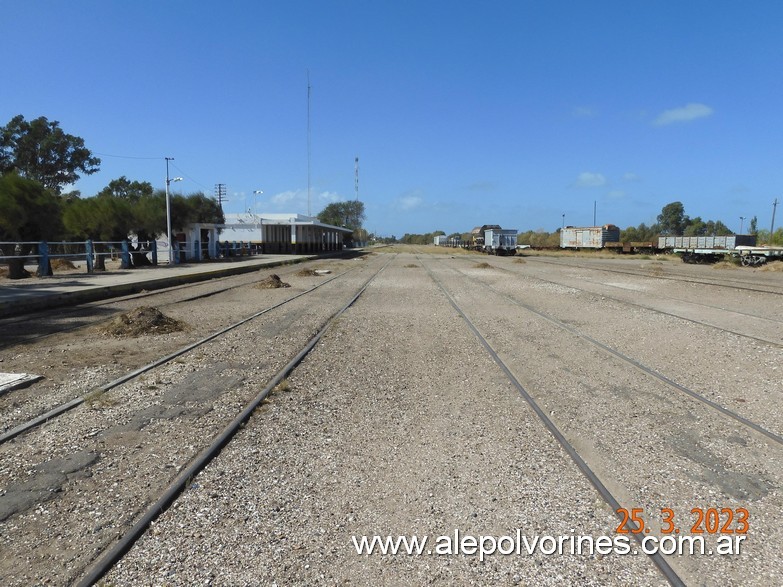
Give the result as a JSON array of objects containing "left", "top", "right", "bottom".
[
  {"left": 465, "top": 225, "right": 501, "bottom": 251},
  {"left": 560, "top": 225, "right": 621, "bottom": 249},
  {"left": 484, "top": 228, "right": 518, "bottom": 256}
]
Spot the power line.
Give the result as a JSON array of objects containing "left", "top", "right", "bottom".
[
  {"left": 169, "top": 161, "right": 211, "bottom": 192},
  {"left": 93, "top": 152, "right": 160, "bottom": 160}
]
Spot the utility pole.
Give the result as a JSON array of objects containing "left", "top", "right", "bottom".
[
  {"left": 593, "top": 200, "right": 597, "bottom": 226},
  {"left": 772, "top": 198, "right": 779, "bottom": 237},
  {"left": 215, "top": 184, "right": 227, "bottom": 210}
]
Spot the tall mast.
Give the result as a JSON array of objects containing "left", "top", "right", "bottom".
[
  {"left": 307, "top": 70, "right": 312, "bottom": 217},
  {"left": 355, "top": 156, "right": 359, "bottom": 201}
]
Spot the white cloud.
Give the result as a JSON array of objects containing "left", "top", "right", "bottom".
[
  {"left": 573, "top": 172, "right": 607, "bottom": 188},
  {"left": 621, "top": 172, "right": 640, "bottom": 182},
  {"left": 316, "top": 190, "right": 341, "bottom": 204},
  {"left": 394, "top": 193, "right": 423, "bottom": 211},
  {"left": 270, "top": 190, "right": 300, "bottom": 205},
  {"left": 653, "top": 103, "right": 714, "bottom": 126}
]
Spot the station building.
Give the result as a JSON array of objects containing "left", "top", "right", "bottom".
[{"left": 171, "top": 213, "right": 353, "bottom": 261}]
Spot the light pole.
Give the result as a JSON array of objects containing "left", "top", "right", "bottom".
[
  {"left": 739, "top": 216, "right": 745, "bottom": 234},
  {"left": 165, "top": 157, "right": 183, "bottom": 264},
  {"left": 252, "top": 190, "right": 263, "bottom": 214},
  {"left": 562, "top": 213, "right": 565, "bottom": 229}
]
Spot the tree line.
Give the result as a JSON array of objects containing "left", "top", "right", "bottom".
[
  {"left": 397, "top": 201, "right": 783, "bottom": 247},
  {"left": 0, "top": 115, "right": 224, "bottom": 245}
]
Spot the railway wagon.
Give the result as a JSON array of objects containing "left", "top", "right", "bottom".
[
  {"left": 657, "top": 235, "right": 757, "bottom": 250},
  {"left": 560, "top": 225, "right": 620, "bottom": 249},
  {"left": 484, "top": 229, "right": 518, "bottom": 255}
]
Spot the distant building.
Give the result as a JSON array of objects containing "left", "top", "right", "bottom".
[{"left": 166, "top": 213, "right": 353, "bottom": 262}]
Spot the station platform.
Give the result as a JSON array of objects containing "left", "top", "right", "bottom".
[{"left": 0, "top": 255, "right": 311, "bottom": 318}]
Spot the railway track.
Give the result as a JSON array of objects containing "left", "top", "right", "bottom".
[
  {"left": 525, "top": 255, "right": 783, "bottom": 297},
  {"left": 417, "top": 254, "right": 685, "bottom": 586},
  {"left": 0, "top": 257, "right": 343, "bottom": 349},
  {"left": 415, "top": 253, "right": 782, "bottom": 585},
  {"left": 4, "top": 251, "right": 779, "bottom": 585},
  {"left": 0, "top": 258, "right": 360, "bottom": 436},
  {"left": 440, "top": 259, "right": 783, "bottom": 446},
  {"left": 0, "top": 264, "right": 353, "bottom": 444},
  {"left": 0, "top": 254, "right": 392, "bottom": 585},
  {"left": 74, "top": 255, "right": 393, "bottom": 586},
  {"left": 452, "top": 254, "right": 783, "bottom": 348}
]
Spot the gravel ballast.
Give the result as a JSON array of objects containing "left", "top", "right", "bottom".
[{"left": 2, "top": 249, "right": 781, "bottom": 585}]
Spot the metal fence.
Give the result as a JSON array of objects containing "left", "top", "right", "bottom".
[{"left": 0, "top": 240, "right": 158, "bottom": 276}]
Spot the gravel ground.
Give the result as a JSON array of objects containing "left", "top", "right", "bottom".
[
  {"left": 0, "top": 255, "right": 380, "bottom": 585},
  {"left": 3, "top": 249, "right": 781, "bottom": 585},
  {"left": 106, "top": 253, "right": 662, "bottom": 586}
]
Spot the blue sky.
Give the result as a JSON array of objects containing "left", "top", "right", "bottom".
[{"left": 5, "top": 1, "right": 782, "bottom": 237}]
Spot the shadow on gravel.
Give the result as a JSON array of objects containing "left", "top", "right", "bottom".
[{"left": 0, "top": 306, "right": 119, "bottom": 349}]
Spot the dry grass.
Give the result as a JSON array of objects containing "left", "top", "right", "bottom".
[
  {"left": 403, "top": 264, "right": 418, "bottom": 268},
  {"left": 295, "top": 268, "right": 319, "bottom": 277},
  {"left": 84, "top": 387, "right": 119, "bottom": 408},
  {"left": 51, "top": 258, "right": 77, "bottom": 271},
  {"left": 513, "top": 258, "right": 527, "bottom": 264},
  {"left": 760, "top": 261, "right": 783, "bottom": 272},
  {"left": 256, "top": 274, "right": 291, "bottom": 289},
  {"left": 648, "top": 261, "right": 665, "bottom": 277},
  {"left": 712, "top": 259, "right": 740, "bottom": 270},
  {"left": 474, "top": 262, "right": 492, "bottom": 269},
  {"left": 99, "top": 306, "right": 187, "bottom": 337},
  {"left": 375, "top": 244, "right": 477, "bottom": 255}
]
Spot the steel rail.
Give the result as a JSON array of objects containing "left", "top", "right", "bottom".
[
  {"left": 526, "top": 256, "right": 783, "bottom": 297},
  {"left": 456, "top": 255, "right": 783, "bottom": 349},
  {"left": 0, "top": 259, "right": 342, "bottom": 347},
  {"left": 74, "top": 255, "right": 393, "bottom": 587},
  {"left": 417, "top": 256, "right": 686, "bottom": 587},
  {"left": 443, "top": 259, "right": 783, "bottom": 448},
  {"left": 0, "top": 266, "right": 353, "bottom": 444}
]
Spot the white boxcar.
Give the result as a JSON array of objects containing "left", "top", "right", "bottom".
[
  {"left": 560, "top": 225, "right": 620, "bottom": 249},
  {"left": 484, "top": 229, "right": 517, "bottom": 255}
]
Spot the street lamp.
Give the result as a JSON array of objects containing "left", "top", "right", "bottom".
[
  {"left": 165, "top": 157, "right": 183, "bottom": 264},
  {"left": 562, "top": 213, "right": 565, "bottom": 229},
  {"left": 739, "top": 216, "right": 745, "bottom": 234},
  {"left": 252, "top": 190, "right": 263, "bottom": 214}
]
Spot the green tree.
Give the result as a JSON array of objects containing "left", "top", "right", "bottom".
[
  {"left": 0, "top": 172, "right": 64, "bottom": 277},
  {"left": 657, "top": 201, "right": 689, "bottom": 235},
  {"left": 0, "top": 172, "right": 64, "bottom": 241},
  {"left": 132, "top": 191, "right": 166, "bottom": 240},
  {"left": 0, "top": 115, "right": 100, "bottom": 194},
  {"left": 749, "top": 216, "right": 758, "bottom": 235},
  {"left": 169, "top": 191, "right": 225, "bottom": 230},
  {"left": 683, "top": 217, "right": 706, "bottom": 236},
  {"left": 97, "top": 176, "right": 153, "bottom": 203},
  {"left": 317, "top": 201, "right": 365, "bottom": 230}
]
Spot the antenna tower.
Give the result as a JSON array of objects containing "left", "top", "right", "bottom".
[{"left": 355, "top": 156, "right": 359, "bottom": 201}]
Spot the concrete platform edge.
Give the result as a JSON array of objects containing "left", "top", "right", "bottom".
[{"left": 0, "top": 256, "right": 316, "bottom": 319}]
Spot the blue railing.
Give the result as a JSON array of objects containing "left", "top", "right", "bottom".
[{"left": 0, "top": 240, "right": 158, "bottom": 276}]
